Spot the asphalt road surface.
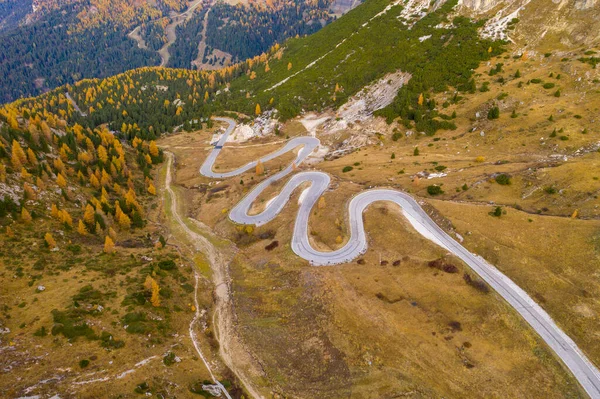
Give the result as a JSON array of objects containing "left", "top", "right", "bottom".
[{"left": 201, "top": 117, "right": 600, "bottom": 398}]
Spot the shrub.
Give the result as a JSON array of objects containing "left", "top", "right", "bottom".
[
  {"left": 342, "top": 166, "right": 353, "bottom": 173},
  {"left": 427, "top": 185, "right": 444, "bottom": 196},
  {"left": 463, "top": 273, "right": 490, "bottom": 293},
  {"left": 494, "top": 174, "right": 511, "bottom": 185},
  {"left": 100, "top": 331, "right": 125, "bottom": 349},
  {"left": 158, "top": 259, "right": 176, "bottom": 270},
  {"left": 487, "top": 106, "right": 500, "bottom": 120},
  {"left": 543, "top": 82, "right": 555, "bottom": 89},
  {"left": 51, "top": 309, "right": 97, "bottom": 341},
  {"left": 122, "top": 312, "right": 151, "bottom": 334},
  {"left": 34, "top": 326, "right": 47, "bottom": 337},
  {"left": 79, "top": 359, "right": 90, "bottom": 368},
  {"left": 428, "top": 258, "right": 458, "bottom": 273},
  {"left": 392, "top": 132, "right": 402, "bottom": 141},
  {"left": 265, "top": 241, "right": 279, "bottom": 251},
  {"left": 163, "top": 352, "right": 177, "bottom": 366},
  {"left": 489, "top": 206, "right": 503, "bottom": 217}
]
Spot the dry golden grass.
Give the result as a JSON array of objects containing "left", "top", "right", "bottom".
[
  {"left": 0, "top": 171, "right": 222, "bottom": 397},
  {"left": 226, "top": 201, "right": 584, "bottom": 398},
  {"left": 430, "top": 199, "right": 600, "bottom": 367}
]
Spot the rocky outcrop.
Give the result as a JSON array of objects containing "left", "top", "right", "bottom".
[{"left": 575, "top": 0, "right": 597, "bottom": 9}]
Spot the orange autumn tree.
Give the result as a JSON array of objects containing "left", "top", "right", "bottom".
[{"left": 255, "top": 160, "right": 264, "bottom": 175}]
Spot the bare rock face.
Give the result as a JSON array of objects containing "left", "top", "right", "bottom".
[{"left": 459, "top": 0, "right": 502, "bottom": 12}]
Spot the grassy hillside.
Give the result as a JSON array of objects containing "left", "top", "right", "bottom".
[{"left": 0, "top": 91, "right": 235, "bottom": 396}]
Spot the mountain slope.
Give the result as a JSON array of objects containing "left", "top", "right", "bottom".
[
  {"left": 0, "top": 0, "right": 342, "bottom": 104},
  {"left": 2, "top": 0, "right": 600, "bottom": 397}
]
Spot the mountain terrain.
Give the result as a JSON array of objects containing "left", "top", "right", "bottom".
[
  {"left": 1, "top": 0, "right": 600, "bottom": 397},
  {"left": 0, "top": 0, "right": 351, "bottom": 104}
]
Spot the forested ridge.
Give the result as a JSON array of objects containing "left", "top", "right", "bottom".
[
  {"left": 0, "top": 0, "right": 339, "bottom": 103},
  {"left": 0, "top": 0, "right": 190, "bottom": 104},
  {"left": 0, "top": 1, "right": 160, "bottom": 104},
  {"left": 5, "top": 0, "right": 503, "bottom": 141},
  {"left": 205, "top": 0, "right": 334, "bottom": 62}
]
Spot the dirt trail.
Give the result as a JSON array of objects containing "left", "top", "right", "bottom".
[
  {"left": 158, "top": 0, "right": 205, "bottom": 66},
  {"left": 65, "top": 92, "right": 87, "bottom": 117},
  {"left": 192, "top": 7, "right": 233, "bottom": 70},
  {"left": 192, "top": 9, "right": 211, "bottom": 68},
  {"left": 163, "top": 152, "right": 265, "bottom": 399},
  {"left": 128, "top": 25, "right": 148, "bottom": 50}
]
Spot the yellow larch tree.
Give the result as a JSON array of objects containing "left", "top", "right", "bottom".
[
  {"left": 150, "top": 278, "right": 161, "bottom": 307},
  {"left": 21, "top": 167, "right": 32, "bottom": 181},
  {"left": 90, "top": 174, "right": 101, "bottom": 189},
  {"left": 51, "top": 203, "right": 60, "bottom": 219},
  {"left": 23, "top": 182, "right": 36, "bottom": 200},
  {"left": 77, "top": 220, "right": 88, "bottom": 235},
  {"left": 255, "top": 103, "right": 261, "bottom": 115},
  {"left": 21, "top": 208, "right": 32, "bottom": 224},
  {"left": 26, "top": 148, "right": 37, "bottom": 166},
  {"left": 103, "top": 235, "right": 115, "bottom": 253},
  {"left": 149, "top": 141, "right": 159, "bottom": 157},
  {"left": 44, "top": 232, "right": 56, "bottom": 248},
  {"left": 59, "top": 209, "right": 73, "bottom": 227},
  {"left": 97, "top": 145, "right": 108, "bottom": 163},
  {"left": 11, "top": 140, "right": 27, "bottom": 168},
  {"left": 56, "top": 173, "right": 67, "bottom": 189},
  {"left": 144, "top": 276, "right": 161, "bottom": 307},
  {"left": 147, "top": 183, "right": 156, "bottom": 195},
  {"left": 36, "top": 176, "right": 45, "bottom": 190},
  {"left": 118, "top": 212, "right": 131, "bottom": 230},
  {"left": 83, "top": 205, "right": 95, "bottom": 228}
]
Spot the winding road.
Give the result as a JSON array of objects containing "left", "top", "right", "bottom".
[{"left": 200, "top": 117, "right": 600, "bottom": 398}]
